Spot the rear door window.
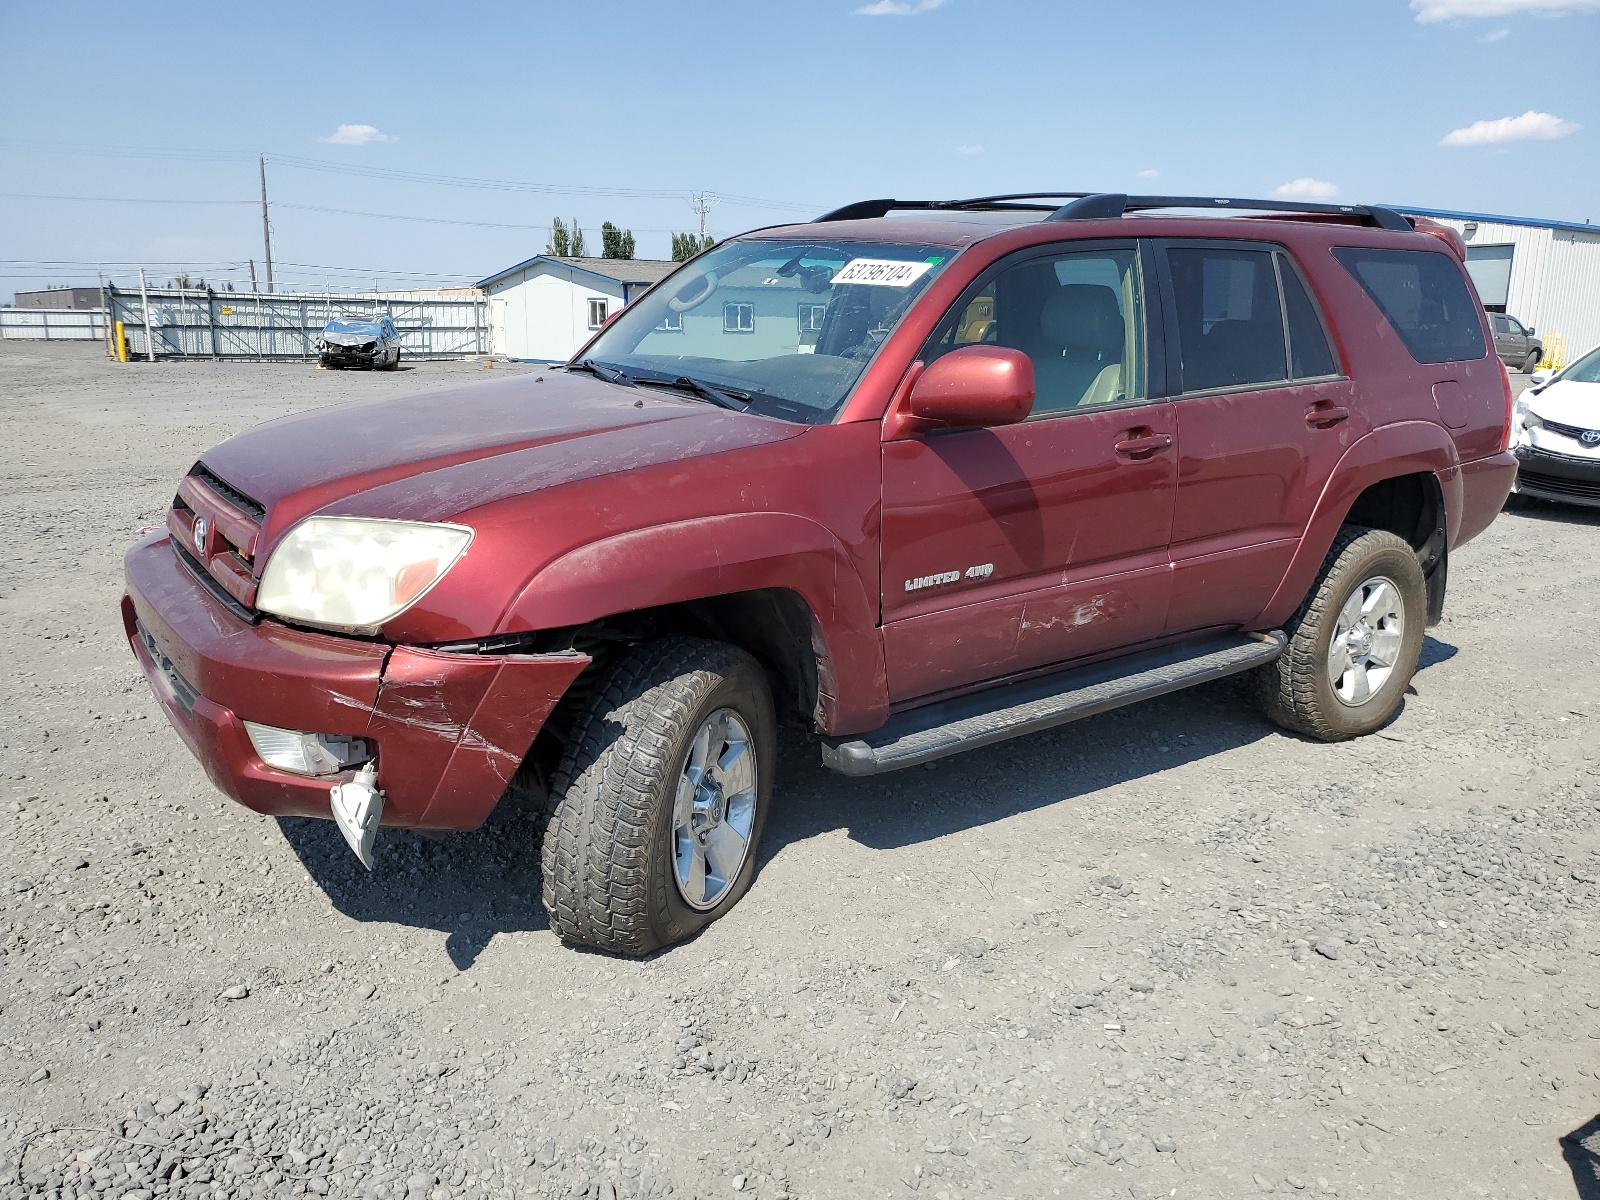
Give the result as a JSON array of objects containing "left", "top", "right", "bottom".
[
  {"left": 1163, "top": 246, "right": 1288, "bottom": 391},
  {"left": 1332, "top": 246, "right": 1488, "bottom": 364}
]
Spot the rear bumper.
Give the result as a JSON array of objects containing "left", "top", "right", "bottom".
[
  {"left": 123, "top": 533, "right": 589, "bottom": 830},
  {"left": 1454, "top": 451, "right": 1518, "bottom": 546}
]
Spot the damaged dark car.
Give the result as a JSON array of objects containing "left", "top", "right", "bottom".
[{"left": 317, "top": 317, "right": 401, "bottom": 370}]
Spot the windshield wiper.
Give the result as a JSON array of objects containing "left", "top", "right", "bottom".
[
  {"left": 635, "top": 375, "right": 752, "bottom": 411},
  {"left": 567, "top": 358, "right": 634, "bottom": 386}
]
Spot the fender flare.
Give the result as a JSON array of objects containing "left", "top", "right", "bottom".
[
  {"left": 1248, "top": 420, "right": 1462, "bottom": 630},
  {"left": 499, "top": 512, "right": 889, "bottom": 734}
]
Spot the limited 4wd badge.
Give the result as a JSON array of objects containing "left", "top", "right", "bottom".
[{"left": 905, "top": 563, "right": 993, "bottom": 592}]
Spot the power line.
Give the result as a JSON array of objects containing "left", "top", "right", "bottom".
[
  {"left": 0, "top": 192, "right": 254, "bottom": 205},
  {"left": 0, "top": 193, "right": 748, "bottom": 236},
  {"left": 275, "top": 202, "right": 691, "bottom": 235},
  {"left": 0, "top": 140, "right": 821, "bottom": 212}
]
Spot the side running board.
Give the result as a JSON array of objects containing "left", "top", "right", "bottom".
[{"left": 821, "top": 631, "right": 1286, "bottom": 777}]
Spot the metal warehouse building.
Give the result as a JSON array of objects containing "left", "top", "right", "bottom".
[{"left": 1399, "top": 205, "right": 1600, "bottom": 365}]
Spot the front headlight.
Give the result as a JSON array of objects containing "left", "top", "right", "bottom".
[{"left": 256, "top": 516, "right": 473, "bottom": 633}]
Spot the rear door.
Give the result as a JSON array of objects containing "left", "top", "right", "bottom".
[
  {"left": 879, "top": 241, "right": 1178, "bottom": 703},
  {"left": 1154, "top": 240, "right": 1368, "bottom": 634}
]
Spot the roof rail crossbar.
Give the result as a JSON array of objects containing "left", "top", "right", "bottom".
[
  {"left": 1047, "top": 194, "right": 1413, "bottom": 231},
  {"left": 813, "top": 194, "right": 1093, "bottom": 222}
]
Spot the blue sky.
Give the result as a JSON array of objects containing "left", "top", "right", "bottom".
[{"left": 2, "top": 0, "right": 1595, "bottom": 300}]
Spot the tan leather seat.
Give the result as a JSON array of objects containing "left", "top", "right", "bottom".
[{"left": 1038, "top": 285, "right": 1126, "bottom": 409}]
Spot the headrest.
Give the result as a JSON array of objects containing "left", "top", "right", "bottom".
[{"left": 1041, "top": 285, "right": 1124, "bottom": 355}]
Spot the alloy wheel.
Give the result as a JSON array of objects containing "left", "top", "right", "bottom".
[{"left": 671, "top": 708, "right": 758, "bottom": 910}]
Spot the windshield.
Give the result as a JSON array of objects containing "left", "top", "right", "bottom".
[
  {"left": 325, "top": 319, "right": 386, "bottom": 336},
  {"left": 578, "top": 237, "right": 956, "bottom": 423},
  {"left": 1557, "top": 344, "right": 1600, "bottom": 385}
]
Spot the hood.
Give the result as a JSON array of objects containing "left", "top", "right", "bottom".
[
  {"left": 200, "top": 371, "right": 807, "bottom": 537},
  {"left": 321, "top": 331, "right": 383, "bottom": 347},
  {"left": 1525, "top": 378, "right": 1600, "bottom": 429}
]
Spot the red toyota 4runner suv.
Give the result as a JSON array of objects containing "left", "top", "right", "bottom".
[{"left": 123, "top": 193, "right": 1516, "bottom": 954}]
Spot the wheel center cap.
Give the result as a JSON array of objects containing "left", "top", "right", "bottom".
[
  {"left": 1347, "top": 624, "right": 1373, "bottom": 658},
  {"left": 693, "top": 779, "right": 725, "bottom": 835}
]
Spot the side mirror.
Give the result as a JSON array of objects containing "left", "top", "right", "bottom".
[
  {"left": 1529, "top": 368, "right": 1556, "bottom": 387},
  {"left": 907, "top": 346, "right": 1034, "bottom": 429},
  {"left": 1526, "top": 326, "right": 1536, "bottom": 336}
]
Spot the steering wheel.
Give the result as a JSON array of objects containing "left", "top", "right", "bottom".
[{"left": 667, "top": 271, "right": 718, "bottom": 313}]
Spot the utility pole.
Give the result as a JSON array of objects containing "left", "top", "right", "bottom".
[
  {"left": 248, "top": 258, "right": 258, "bottom": 293},
  {"left": 690, "top": 191, "right": 719, "bottom": 238},
  {"left": 138, "top": 267, "right": 156, "bottom": 362},
  {"left": 259, "top": 155, "right": 275, "bottom": 293}
]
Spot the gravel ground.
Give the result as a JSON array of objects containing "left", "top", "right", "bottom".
[{"left": 3, "top": 341, "right": 1599, "bottom": 1200}]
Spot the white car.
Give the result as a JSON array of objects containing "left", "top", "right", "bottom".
[{"left": 1511, "top": 342, "right": 1600, "bottom": 508}]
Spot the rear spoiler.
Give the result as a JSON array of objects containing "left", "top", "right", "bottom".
[{"left": 1409, "top": 217, "right": 1469, "bottom": 261}]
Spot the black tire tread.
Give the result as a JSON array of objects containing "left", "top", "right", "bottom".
[
  {"left": 541, "top": 636, "right": 757, "bottom": 956},
  {"left": 1252, "top": 525, "right": 1422, "bottom": 741}
]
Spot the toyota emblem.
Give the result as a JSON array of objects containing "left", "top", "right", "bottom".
[
  {"left": 193, "top": 516, "right": 209, "bottom": 549},
  {"left": 1583, "top": 429, "right": 1600, "bottom": 446}
]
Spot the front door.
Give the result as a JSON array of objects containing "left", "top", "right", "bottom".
[
  {"left": 1490, "top": 313, "right": 1515, "bottom": 362},
  {"left": 1154, "top": 240, "right": 1370, "bottom": 633},
  {"left": 880, "top": 243, "right": 1177, "bottom": 704}
]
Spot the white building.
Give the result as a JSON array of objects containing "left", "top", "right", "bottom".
[
  {"left": 476, "top": 256, "right": 678, "bottom": 362},
  {"left": 1399, "top": 205, "right": 1600, "bottom": 364}
]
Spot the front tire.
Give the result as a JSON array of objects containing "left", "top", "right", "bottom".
[
  {"left": 542, "top": 637, "right": 774, "bottom": 955},
  {"left": 1253, "top": 526, "right": 1426, "bottom": 741},
  {"left": 1523, "top": 350, "right": 1541, "bottom": 373}
]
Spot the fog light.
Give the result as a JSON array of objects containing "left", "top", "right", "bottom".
[{"left": 244, "top": 722, "right": 371, "bottom": 777}]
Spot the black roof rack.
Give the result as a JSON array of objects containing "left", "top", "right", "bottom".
[{"left": 814, "top": 193, "right": 1413, "bottom": 232}]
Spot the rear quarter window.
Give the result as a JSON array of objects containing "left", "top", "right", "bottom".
[{"left": 1332, "top": 246, "right": 1487, "bottom": 365}]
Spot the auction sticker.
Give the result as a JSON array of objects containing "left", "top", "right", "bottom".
[{"left": 831, "top": 258, "right": 935, "bottom": 287}]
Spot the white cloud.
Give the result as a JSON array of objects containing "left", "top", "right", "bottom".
[
  {"left": 318, "top": 123, "right": 395, "bottom": 146},
  {"left": 1412, "top": 0, "right": 1600, "bottom": 20},
  {"left": 1479, "top": 25, "right": 1511, "bottom": 37},
  {"left": 1272, "top": 177, "right": 1340, "bottom": 200},
  {"left": 1137, "top": 168, "right": 1160, "bottom": 179},
  {"left": 853, "top": 0, "right": 946, "bottom": 13},
  {"left": 954, "top": 143, "right": 984, "bottom": 155},
  {"left": 1441, "top": 109, "right": 1579, "bottom": 145}
]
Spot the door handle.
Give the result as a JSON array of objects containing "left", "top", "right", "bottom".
[
  {"left": 1305, "top": 401, "right": 1350, "bottom": 429},
  {"left": 1113, "top": 431, "right": 1173, "bottom": 458}
]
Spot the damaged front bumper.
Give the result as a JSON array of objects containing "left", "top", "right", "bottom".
[
  {"left": 123, "top": 533, "right": 589, "bottom": 831},
  {"left": 318, "top": 348, "right": 387, "bottom": 368}
]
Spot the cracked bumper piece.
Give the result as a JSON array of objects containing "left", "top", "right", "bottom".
[{"left": 123, "top": 533, "right": 590, "bottom": 830}]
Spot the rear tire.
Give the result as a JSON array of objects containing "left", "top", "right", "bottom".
[
  {"left": 1253, "top": 526, "right": 1426, "bottom": 741},
  {"left": 541, "top": 637, "right": 774, "bottom": 955}
]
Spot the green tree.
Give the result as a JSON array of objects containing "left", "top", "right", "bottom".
[
  {"left": 547, "top": 217, "right": 570, "bottom": 257},
  {"left": 671, "top": 232, "right": 715, "bottom": 262},
  {"left": 569, "top": 219, "right": 587, "bottom": 258},
  {"left": 601, "top": 222, "right": 636, "bottom": 259}
]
